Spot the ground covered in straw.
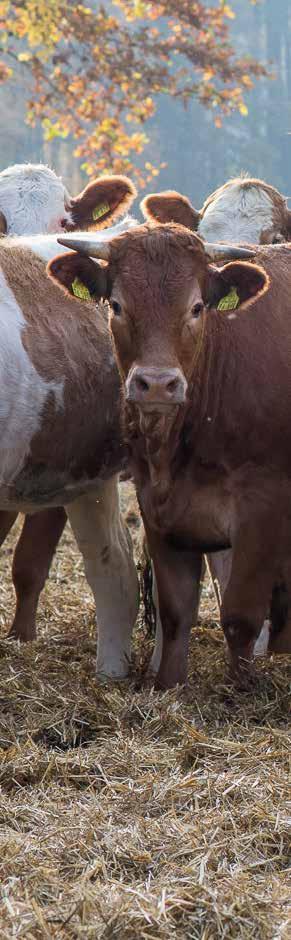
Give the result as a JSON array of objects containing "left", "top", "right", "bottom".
[{"left": 0, "top": 502, "right": 290, "bottom": 939}]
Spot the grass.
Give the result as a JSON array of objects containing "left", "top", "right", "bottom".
[{"left": 0, "top": 492, "right": 290, "bottom": 939}]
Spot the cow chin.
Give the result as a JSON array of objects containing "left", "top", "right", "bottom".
[{"left": 127, "top": 397, "right": 181, "bottom": 415}]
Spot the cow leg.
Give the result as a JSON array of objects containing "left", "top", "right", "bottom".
[
  {"left": 206, "top": 549, "right": 232, "bottom": 609},
  {"left": 269, "top": 569, "right": 291, "bottom": 653},
  {"left": 207, "top": 548, "right": 273, "bottom": 658},
  {"left": 66, "top": 479, "right": 139, "bottom": 679},
  {"left": 9, "top": 508, "right": 67, "bottom": 641},
  {"left": 145, "top": 528, "right": 203, "bottom": 688},
  {"left": 221, "top": 523, "right": 278, "bottom": 678},
  {"left": 0, "top": 510, "right": 19, "bottom": 548},
  {"left": 147, "top": 569, "right": 162, "bottom": 676},
  {"left": 148, "top": 556, "right": 206, "bottom": 677}
]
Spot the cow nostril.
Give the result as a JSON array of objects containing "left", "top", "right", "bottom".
[
  {"left": 167, "top": 378, "right": 179, "bottom": 393},
  {"left": 136, "top": 376, "right": 149, "bottom": 393}
]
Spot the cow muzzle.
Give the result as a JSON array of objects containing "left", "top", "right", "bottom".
[{"left": 126, "top": 366, "right": 187, "bottom": 411}]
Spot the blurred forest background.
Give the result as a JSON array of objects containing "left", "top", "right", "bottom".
[{"left": 0, "top": 0, "right": 291, "bottom": 206}]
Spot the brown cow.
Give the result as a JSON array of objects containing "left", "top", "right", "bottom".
[
  {"left": 142, "top": 184, "right": 291, "bottom": 654},
  {"left": 120, "top": 180, "right": 291, "bottom": 667},
  {"left": 50, "top": 223, "right": 291, "bottom": 688}
]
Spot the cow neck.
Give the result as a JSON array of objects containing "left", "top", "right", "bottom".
[
  {"left": 126, "top": 354, "right": 207, "bottom": 528},
  {"left": 125, "top": 317, "right": 237, "bottom": 529}
]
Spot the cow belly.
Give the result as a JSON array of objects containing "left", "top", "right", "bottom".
[{"left": 0, "top": 470, "right": 116, "bottom": 512}]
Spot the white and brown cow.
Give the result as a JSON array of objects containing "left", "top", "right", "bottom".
[
  {"left": 143, "top": 175, "right": 291, "bottom": 246},
  {"left": 0, "top": 161, "right": 136, "bottom": 236},
  {"left": 0, "top": 174, "right": 140, "bottom": 677},
  {"left": 0, "top": 163, "right": 137, "bottom": 643}
]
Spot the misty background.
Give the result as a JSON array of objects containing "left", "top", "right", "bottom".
[{"left": 0, "top": 0, "right": 290, "bottom": 206}]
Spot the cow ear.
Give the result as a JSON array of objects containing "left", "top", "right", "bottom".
[
  {"left": 0, "top": 211, "right": 7, "bottom": 235},
  {"left": 47, "top": 252, "right": 109, "bottom": 301},
  {"left": 141, "top": 191, "right": 200, "bottom": 231},
  {"left": 70, "top": 175, "right": 137, "bottom": 231},
  {"left": 206, "top": 261, "right": 269, "bottom": 313}
]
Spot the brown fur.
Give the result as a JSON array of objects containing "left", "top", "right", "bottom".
[
  {"left": 50, "top": 225, "right": 291, "bottom": 687},
  {"left": 0, "top": 242, "right": 125, "bottom": 499},
  {"left": 51, "top": 227, "right": 291, "bottom": 686},
  {"left": 141, "top": 190, "right": 200, "bottom": 230},
  {"left": 70, "top": 175, "right": 137, "bottom": 231}
]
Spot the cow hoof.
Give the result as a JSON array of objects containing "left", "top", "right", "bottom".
[
  {"left": 228, "top": 656, "right": 256, "bottom": 690},
  {"left": 96, "top": 664, "right": 131, "bottom": 682},
  {"left": 7, "top": 626, "right": 36, "bottom": 642}
]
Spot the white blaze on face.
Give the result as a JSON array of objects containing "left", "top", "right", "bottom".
[
  {"left": 0, "top": 163, "right": 73, "bottom": 235},
  {"left": 0, "top": 267, "right": 64, "bottom": 484},
  {"left": 198, "top": 183, "right": 275, "bottom": 244}
]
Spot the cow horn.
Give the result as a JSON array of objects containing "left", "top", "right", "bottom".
[
  {"left": 204, "top": 242, "right": 255, "bottom": 260},
  {"left": 57, "top": 236, "right": 111, "bottom": 260}
]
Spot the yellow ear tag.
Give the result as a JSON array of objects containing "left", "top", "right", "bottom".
[
  {"left": 72, "top": 277, "right": 91, "bottom": 300},
  {"left": 92, "top": 201, "right": 110, "bottom": 221},
  {"left": 217, "top": 286, "right": 240, "bottom": 311}
]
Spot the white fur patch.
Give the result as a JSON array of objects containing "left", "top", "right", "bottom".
[
  {"left": 12, "top": 215, "right": 138, "bottom": 263},
  {"left": 0, "top": 163, "right": 72, "bottom": 235},
  {"left": 253, "top": 620, "right": 270, "bottom": 657},
  {"left": 199, "top": 183, "right": 274, "bottom": 244},
  {"left": 67, "top": 484, "right": 139, "bottom": 678},
  {"left": 0, "top": 268, "right": 64, "bottom": 484}
]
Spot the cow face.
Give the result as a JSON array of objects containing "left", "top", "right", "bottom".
[
  {"left": 0, "top": 163, "right": 136, "bottom": 236},
  {"left": 49, "top": 224, "right": 269, "bottom": 417},
  {"left": 142, "top": 179, "right": 291, "bottom": 246}
]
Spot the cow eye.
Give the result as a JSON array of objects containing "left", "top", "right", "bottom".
[
  {"left": 111, "top": 300, "right": 122, "bottom": 316},
  {"left": 192, "top": 302, "right": 203, "bottom": 318}
]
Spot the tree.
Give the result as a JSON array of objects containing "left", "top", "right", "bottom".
[{"left": 0, "top": 0, "right": 268, "bottom": 186}]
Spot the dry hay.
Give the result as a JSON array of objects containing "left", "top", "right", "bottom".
[{"left": 0, "top": 494, "right": 290, "bottom": 939}]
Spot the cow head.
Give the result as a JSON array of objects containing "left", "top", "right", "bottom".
[
  {"left": 0, "top": 163, "right": 137, "bottom": 236},
  {"left": 142, "top": 178, "right": 291, "bottom": 245},
  {"left": 48, "top": 223, "right": 269, "bottom": 420}
]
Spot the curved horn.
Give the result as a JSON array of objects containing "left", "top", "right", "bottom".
[
  {"left": 205, "top": 242, "right": 255, "bottom": 260},
  {"left": 57, "top": 236, "right": 110, "bottom": 260}
]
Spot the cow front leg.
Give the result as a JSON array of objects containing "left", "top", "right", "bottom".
[
  {"left": 221, "top": 522, "right": 279, "bottom": 679},
  {"left": 66, "top": 479, "right": 139, "bottom": 679},
  {"left": 145, "top": 529, "right": 203, "bottom": 688},
  {"left": 9, "top": 508, "right": 67, "bottom": 641},
  {"left": 0, "top": 510, "right": 18, "bottom": 548},
  {"left": 147, "top": 568, "right": 162, "bottom": 676},
  {"left": 148, "top": 556, "right": 206, "bottom": 677}
]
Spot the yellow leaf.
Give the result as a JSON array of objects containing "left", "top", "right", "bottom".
[
  {"left": 18, "top": 51, "right": 32, "bottom": 62},
  {"left": 239, "top": 103, "right": 249, "bottom": 116}
]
